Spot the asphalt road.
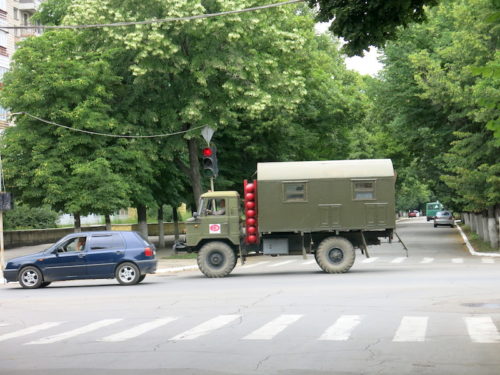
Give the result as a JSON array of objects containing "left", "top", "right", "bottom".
[{"left": 1, "top": 217, "right": 499, "bottom": 375}]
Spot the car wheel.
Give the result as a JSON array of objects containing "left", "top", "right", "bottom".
[
  {"left": 19, "top": 266, "right": 44, "bottom": 289},
  {"left": 197, "top": 241, "right": 236, "bottom": 278},
  {"left": 137, "top": 275, "right": 146, "bottom": 283},
  {"left": 315, "top": 237, "right": 355, "bottom": 274},
  {"left": 115, "top": 262, "right": 140, "bottom": 285},
  {"left": 40, "top": 282, "right": 51, "bottom": 288}
]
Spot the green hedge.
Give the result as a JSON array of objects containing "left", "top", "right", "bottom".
[{"left": 4, "top": 205, "right": 59, "bottom": 230}]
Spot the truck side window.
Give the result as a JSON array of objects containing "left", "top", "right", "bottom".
[
  {"left": 283, "top": 182, "right": 307, "bottom": 202},
  {"left": 353, "top": 180, "right": 375, "bottom": 200}
]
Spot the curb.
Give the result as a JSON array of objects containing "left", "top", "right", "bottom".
[
  {"left": 456, "top": 224, "right": 500, "bottom": 257},
  {"left": 155, "top": 265, "right": 198, "bottom": 274}
]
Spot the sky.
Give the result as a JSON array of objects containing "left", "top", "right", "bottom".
[{"left": 315, "top": 22, "right": 383, "bottom": 77}]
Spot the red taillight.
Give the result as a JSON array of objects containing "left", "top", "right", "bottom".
[{"left": 144, "top": 247, "right": 154, "bottom": 257}]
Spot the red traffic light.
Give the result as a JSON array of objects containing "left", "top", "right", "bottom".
[{"left": 202, "top": 148, "right": 212, "bottom": 157}]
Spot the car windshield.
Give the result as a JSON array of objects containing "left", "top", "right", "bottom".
[{"left": 437, "top": 211, "right": 451, "bottom": 217}]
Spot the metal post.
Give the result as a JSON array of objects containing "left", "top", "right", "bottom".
[
  {"left": 210, "top": 177, "right": 215, "bottom": 192},
  {"left": 0, "top": 210, "right": 4, "bottom": 270}
]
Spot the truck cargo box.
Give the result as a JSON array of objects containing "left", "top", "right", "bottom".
[{"left": 257, "top": 159, "right": 396, "bottom": 233}]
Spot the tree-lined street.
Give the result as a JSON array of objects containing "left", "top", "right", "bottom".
[{"left": 1, "top": 219, "right": 499, "bottom": 374}]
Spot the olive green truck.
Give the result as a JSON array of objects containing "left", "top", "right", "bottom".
[{"left": 174, "top": 159, "right": 396, "bottom": 277}]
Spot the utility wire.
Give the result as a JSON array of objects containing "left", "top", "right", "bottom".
[
  {"left": 10, "top": 112, "right": 204, "bottom": 139},
  {"left": 0, "top": 0, "right": 304, "bottom": 30}
]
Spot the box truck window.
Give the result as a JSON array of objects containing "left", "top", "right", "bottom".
[{"left": 353, "top": 181, "right": 375, "bottom": 200}]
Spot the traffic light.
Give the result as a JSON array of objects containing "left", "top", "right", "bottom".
[{"left": 202, "top": 146, "right": 218, "bottom": 177}]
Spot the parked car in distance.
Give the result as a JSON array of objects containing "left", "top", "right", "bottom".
[
  {"left": 434, "top": 211, "right": 455, "bottom": 228},
  {"left": 408, "top": 210, "right": 419, "bottom": 218},
  {"left": 2, "top": 231, "right": 157, "bottom": 289}
]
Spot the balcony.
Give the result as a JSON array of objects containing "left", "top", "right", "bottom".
[{"left": 18, "top": 0, "right": 40, "bottom": 13}]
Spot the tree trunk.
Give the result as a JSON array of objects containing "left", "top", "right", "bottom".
[
  {"left": 74, "top": 213, "right": 81, "bottom": 233},
  {"left": 105, "top": 214, "right": 112, "bottom": 231},
  {"left": 173, "top": 206, "right": 180, "bottom": 242},
  {"left": 482, "top": 212, "right": 490, "bottom": 244},
  {"left": 463, "top": 213, "right": 469, "bottom": 226},
  {"left": 188, "top": 138, "right": 203, "bottom": 211},
  {"left": 487, "top": 206, "right": 498, "bottom": 250},
  {"left": 137, "top": 205, "right": 148, "bottom": 238},
  {"left": 470, "top": 213, "right": 476, "bottom": 232},
  {"left": 158, "top": 206, "right": 165, "bottom": 249},
  {"left": 475, "top": 213, "right": 482, "bottom": 237}
]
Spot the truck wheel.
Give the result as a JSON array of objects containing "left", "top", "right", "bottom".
[
  {"left": 197, "top": 242, "right": 236, "bottom": 278},
  {"left": 315, "top": 237, "right": 355, "bottom": 274}
]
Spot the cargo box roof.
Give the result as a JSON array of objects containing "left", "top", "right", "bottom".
[
  {"left": 257, "top": 159, "right": 394, "bottom": 181},
  {"left": 201, "top": 191, "right": 240, "bottom": 198}
]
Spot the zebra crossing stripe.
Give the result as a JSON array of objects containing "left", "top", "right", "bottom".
[
  {"left": 464, "top": 317, "right": 500, "bottom": 343},
  {"left": 391, "top": 257, "right": 406, "bottom": 264},
  {"left": 169, "top": 315, "right": 240, "bottom": 341},
  {"left": 361, "top": 257, "right": 379, "bottom": 264},
  {"left": 243, "top": 315, "right": 303, "bottom": 340},
  {"left": 319, "top": 315, "right": 363, "bottom": 341},
  {"left": 240, "top": 261, "right": 270, "bottom": 269},
  {"left": 268, "top": 260, "right": 296, "bottom": 268},
  {"left": 0, "top": 323, "right": 9, "bottom": 327},
  {"left": 481, "top": 258, "right": 495, "bottom": 264},
  {"left": 420, "top": 258, "right": 434, "bottom": 264},
  {"left": 26, "top": 319, "right": 122, "bottom": 345},
  {"left": 99, "top": 318, "right": 177, "bottom": 342},
  {"left": 393, "top": 317, "right": 428, "bottom": 342},
  {"left": 452, "top": 258, "right": 464, "bottom": 264},
  {"left": 0, "top": 322, "right": 63, "bottom": 343}
]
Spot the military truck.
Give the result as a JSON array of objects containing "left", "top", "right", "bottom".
[{"left": 174, "top": 159, "right": 396, "bottom": 277}]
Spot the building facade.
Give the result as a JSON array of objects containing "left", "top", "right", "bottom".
[{"left": 0, "top": 0, "right": 41, "bottom": 129}]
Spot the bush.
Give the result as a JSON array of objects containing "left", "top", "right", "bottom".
[{"left": 4, "top": 205, "right": 58, "bottom": 230}]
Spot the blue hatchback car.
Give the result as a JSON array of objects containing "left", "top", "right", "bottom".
[{"left": 3, "top": 231, "right": 157, "bottom": 289}]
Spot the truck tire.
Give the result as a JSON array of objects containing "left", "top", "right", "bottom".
[
  {"left": 197, "top": 241, "right": 236, "bottom": 278},
  {"left": 315, "top": 237, "right": 355, "bottom": 273}
]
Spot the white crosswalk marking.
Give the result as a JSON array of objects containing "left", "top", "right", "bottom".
[
  {"left": 0, "top": 323, "right": 9, "bottom": 327},
  {"left": 481, "top": 258, "right": 495, "bottom": 264},
  {"left": 464, "top": 317, "right": 500, "bottom": 343},
  {"left": 26, "top": 319, "right": 122, "bottom": 345},
  {"left": 0, "top": 322, "right": 62, "bottom": 343},
  {"left": 420, "top": 258, "right": 434, "bottom": 264},
  {"left": 393, "top": 317, "right": 428, "bottom": 342},
  {"left": 239, "top": 261, "right": 270, "bottom": 269},
  {"left": 361, "top": 257, "right": 379, "bottom": 264},
  {"left": 319, "top": 315, "right": 363, "bottom": 341},
  {"left": 243, "top": 315, "right": 302, "bottom": 340},
  {"left": 268, "top": 260, "right": 296, "bottom": 268},
  {"left": 452, "top": 258, "right": 464, "bottom": 264},
  {"left": 169, "top": 315, "right": 240, "bottom": 341},
  {"left": 99, "top": 318, "right": 177, "bottom": 342},
  {"left": 391, "top": 257, "right": 407, "bottom": 264}
]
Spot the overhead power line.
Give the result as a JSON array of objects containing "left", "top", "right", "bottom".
[
  {"left": 10, "top": 112, "right": 204, "bottom": 139},
  {"left": 0, "top": 0, "right": 304, "bottom": 30}
]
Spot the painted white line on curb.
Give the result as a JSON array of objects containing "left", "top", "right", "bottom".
[
  {"left": 457, "top": 225, "right": 500, "bottom": 257},
  {"left": 155, "top": 265, "right": 198, "bottom": 273}
]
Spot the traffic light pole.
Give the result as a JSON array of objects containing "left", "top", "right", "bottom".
[{"left": 210, "top": 177, "right": 215, "bottom": 192}]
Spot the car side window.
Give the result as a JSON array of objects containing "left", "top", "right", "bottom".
[
  {"left": 58, "top": 237, "right": 86, "bottom": 252},
  {"left": 89, "top": 234, "right": 125, "bottom": 250}
]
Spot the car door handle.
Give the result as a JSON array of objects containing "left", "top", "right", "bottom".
[
  {"left": 116, "top": 251, "right": 124, "bottom": 255},
  {"left": 78, "top": 253, "right": 86, "bottom": 258}
]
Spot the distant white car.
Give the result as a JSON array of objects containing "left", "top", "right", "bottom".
[{"left": 434, "top": 211, "right": 455, "bottom": 228}]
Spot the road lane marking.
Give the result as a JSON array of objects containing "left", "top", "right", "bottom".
[
  {"left": 0, "top": 323, "right": 9, "bottom": 327},
  {"left": 420, "top": 258, "right": 434, "bottom": 264},
  {"left": 243, "top": 315, "right": 303, "bottom": 340},
  {"left": 268, "top": 260, "right": 296, "bottom": 268},
  {"left": 465, "top": 317, "right": 500, "bottom": 343},
  {"left": 393, "top": 317, "right": 428, "bottom": 342},
  {"left": 0, "top": 322, "right": 62, "bottom": 343},
  {"left": 452, "top": 258, "right": 464, "bottom": 264},
  {"left": 169, "top": 315, "right": 240, "bottom": 341},
  {"left": 391, "top": 257, "right": 407, "bottom": 264},
  {"left": 302, "top": 260, "right": 316, "bottom": 265},
  {"left": 26, "top": 319, "right": 122, "bottom": 345},
  {"left": 239, "top": 261, "right": 270, "bottom": 269},
  {"left": 361, "top": 257, "right": 379, "bottom": 264},
  {"left": 319, "top": 315, "right": 363, "bottom": 341},
  {"left": 481, "top": 258, "right": 495, "bottom": 264},
  {"left": 99, "top": 318, "right": 177, "bottom": 342}
]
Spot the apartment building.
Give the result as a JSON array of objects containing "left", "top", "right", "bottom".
[{"left": 0, "top": 0, "right": 42, "bottom": 128}]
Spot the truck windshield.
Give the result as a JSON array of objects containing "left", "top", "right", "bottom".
[{"left": 199, "top": 198, "right": 226, "bottom": 216}]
